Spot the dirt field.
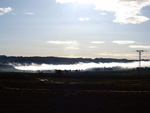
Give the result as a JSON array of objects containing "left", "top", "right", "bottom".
[{"left": 1, "top": 72, "right": 150, "bottom": 113}]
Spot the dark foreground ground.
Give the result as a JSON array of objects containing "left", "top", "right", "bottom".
[{"left": 1, "top": 71, "right": 150, "bottom": 113}]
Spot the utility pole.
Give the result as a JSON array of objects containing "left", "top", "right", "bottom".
[{"left": 136, "top": 50, "right": 144, "bottom": 67}]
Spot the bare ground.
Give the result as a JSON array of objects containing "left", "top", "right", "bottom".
[{"left": 1, "top": 72, "right": 150, "bottom": 113}]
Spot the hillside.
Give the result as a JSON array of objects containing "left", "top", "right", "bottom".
[{"left": 0, "top": 55, "right": 138, "bottom": 65}]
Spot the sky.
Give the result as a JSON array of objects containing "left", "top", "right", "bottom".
[{"left": 0, "top": 0, "right": 150, "bottom": 59}]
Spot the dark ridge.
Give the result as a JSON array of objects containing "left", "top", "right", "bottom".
[{"left": 0, "top": 55, "right": 147, "bottom": 65}]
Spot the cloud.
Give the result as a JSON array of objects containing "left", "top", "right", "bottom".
[
  {"left": 97, "top": 52, "right": 137, "bottom": 58},
  {"left": 25, "top": 12, "right": 35, "bottom": 15},
  {"left": 0, "top": 7, "right": 12, "bottom": 16},
  {"left": 56, "top": 0, "right": 150, "bottom": 24},
  {"left": 129, "top": 45, "right": 150, "bottom": 49},
  {"left": 91, "top": 41, "right": 105, "bottom": 44},
  {"left": 66, "top": 47, "right": 79, "bottom": 50},
  {"left": 12, "top": 13, "right": 17, "bottom": 15},
  {"left": 113, "top": 40, "right": 136, "bottom": 44},
  {"left": 88, "top": 46, "right": 97, "bottom": 48},
  {"left": 100, "top": 12, "right": 107, "bottom": 15},
  {"left": 48, "top": 40, "right": 79, "bottom": 51},
  {"left": 47, "top": 41, "right": 78, "bottom": 46},
  {"left": 79, "top": 17, "right": 90, "bottom": 21},
  {"left": 114, "top": 16, "right": 149, "bottom": 24}
]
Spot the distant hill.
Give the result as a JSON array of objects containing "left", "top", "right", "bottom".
[
  {"left": 0, "top": 55, "right": 142, "bottom": 65},
  {"left": 0, "top": 63, "right": 17, "bottom": 72}
]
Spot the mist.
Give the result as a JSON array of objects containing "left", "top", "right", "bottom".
[{"left": 14, "top": 61, "right": 150, "bottom": 71}]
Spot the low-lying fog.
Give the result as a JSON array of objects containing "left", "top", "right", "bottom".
[{"left": 14, "top": 61, "right": 150, "bottom": 71}]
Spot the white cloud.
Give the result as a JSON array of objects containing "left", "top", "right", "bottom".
[
  {"left": 91, "top": 41, "right": 105, "bottom": 44},
  {"left": 60, "top": 55, "right": 87, "bottom": 58},
  {"left": 0, "top": 7, "right": 12, "bottom": 16},
  {"left": 113, "top": 40, "right": 136, "bottom": 44},
  {"left": 129, "top": 45, "right": 150, "bottom": 49},
  {"left": 100, "top": 12, "right": 107, "bottom": 15},
  {"left": 47, "top": 41, "right": 78, "bottom": 46},
  {"left": 79, "top": 17, "right": 90, "bottom": 21},
  {"left": 12, "top": 13, "right": 17, "bottom": 15},
  {"left": 48, "top": 41, "right": 79, "bottom": 51},
  {"left": 66, "top": 47, "right": 79, "bottom": 50},
  {"left": 114, "top": 16, "right": 149, "bottom": 24},
  {"left": 25, "top": 12, "right": 35, "bottom": 15},
  {"left": 97, "top": 52, "right": 137, "bottom": 58},
  {"left": 56, "top": 0, "right": 150, "bottom": 24},
  {"left": 88, "top": 46, "right": 97, "bottom": 48}
]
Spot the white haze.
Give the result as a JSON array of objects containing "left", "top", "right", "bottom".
[{"left": 14, "top": 61, "right": 150, "bottom": 71}]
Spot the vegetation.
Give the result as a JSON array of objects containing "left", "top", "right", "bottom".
[
  {"left": 1, "top": 71, "right": 150, "bottom": 113},
  {"left": 0, "top": 70, "right": 150, "bottom": 85}
]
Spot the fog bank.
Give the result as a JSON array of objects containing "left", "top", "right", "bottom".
[{"left": 14, "top": 61, "right": 150, "bottom": 71}]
